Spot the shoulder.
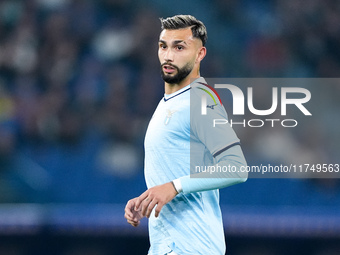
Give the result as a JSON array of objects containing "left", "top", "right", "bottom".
[{"left": 191, "top": 79, "right": 223, "bottom": 107}]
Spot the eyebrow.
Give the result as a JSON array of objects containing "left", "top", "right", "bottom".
[{"left": 159, "top": 40, "right": 188, "bottom": 46}]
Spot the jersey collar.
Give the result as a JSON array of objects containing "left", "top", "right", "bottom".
[{"left": 163, "top": 77, "right": 205, "bottom": 102}]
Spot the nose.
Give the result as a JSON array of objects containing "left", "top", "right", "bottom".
[{"left": 163, "top": 48, "right": 174, "bottom": 62}]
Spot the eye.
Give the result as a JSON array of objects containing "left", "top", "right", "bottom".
[
  {"left": 176, "top": 45, "right": 184, "bottom": 50},
  {"left": 159, "top": 44, "right": 167, "bottom": 49}
]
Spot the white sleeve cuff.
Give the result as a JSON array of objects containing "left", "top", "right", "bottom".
[{"left": 172, "top": 178, "right": 183, "bottom": 193}]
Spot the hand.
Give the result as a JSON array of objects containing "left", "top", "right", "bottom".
[
  {"left": 134, "top": 182, "right": 178, "bottom": 218},
  {"left": 124, "top": 197, "right": 144, "bottom": 227}
]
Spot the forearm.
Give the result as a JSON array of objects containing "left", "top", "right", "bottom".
[{"left": 174, "top": 145, "right": 247, "bottom": 194}]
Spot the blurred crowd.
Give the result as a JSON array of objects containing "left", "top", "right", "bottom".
[{"left": 0, "top": 0, "right": 339, "bottom": 203}]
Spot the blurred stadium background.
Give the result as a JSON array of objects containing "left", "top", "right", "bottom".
[{"left": 0, "top": 0, "right": 339, "bottom": 254}]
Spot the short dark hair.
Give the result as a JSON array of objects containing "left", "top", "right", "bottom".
[{"left": 160, "top": 15, "right": 207, "bottom": 46}]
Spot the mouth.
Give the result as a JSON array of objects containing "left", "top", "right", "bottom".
[{"left": 162, "top": 64, "right": 176, "bottom": 74}]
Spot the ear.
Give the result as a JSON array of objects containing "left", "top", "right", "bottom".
[{"left": 196, "top": 47, "right": 207, "bottom": 63}]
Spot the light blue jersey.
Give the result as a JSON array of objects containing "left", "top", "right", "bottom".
[{"left": 144, "top": 77, "right": 246, "bottom": 255}]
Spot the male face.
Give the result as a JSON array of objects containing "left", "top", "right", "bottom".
[{"left": 158, "top": 27, "right": 203, "bottom": 85}]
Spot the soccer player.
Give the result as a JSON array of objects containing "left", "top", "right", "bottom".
[{"left": 124, "top": 15, "right": 247, "bottom": 255}]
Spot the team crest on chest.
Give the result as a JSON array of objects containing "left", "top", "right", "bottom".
[{"left": 164, "top": 109, "right": 178, "bottom": 125}]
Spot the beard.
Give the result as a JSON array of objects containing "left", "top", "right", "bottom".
[{"left": 160, "top": 62, "right": 194, "bottom": 84}]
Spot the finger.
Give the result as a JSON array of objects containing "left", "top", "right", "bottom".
[
  {"left": 127, "top": 219, "right": 140, "bottom": 227},
  {"left": 124, "top": 207, "right": 132, "bottom": 219},
  {"left": 125, "top": 199, "right": 134, "bottom": 209},
  {"left": 127, "top": 212, "right": 133, "bottom": 219},
  {"left": 135, "top": 192, "right": 149, "bottom": 211},
  {"left": 124, "top": 201, "right": 135, "bottom": 218},
  {"left": 145, "top": 200, "right": 158, "bottom": 218},
  {"left": 125, "top": 212, "right": 134, "bottom": 221},
  {"left": 154, "top": 203, "right": 164, "bottom": 218},
  {"left": 133, "top": 212, "right": 141, "bottom": 222},
  {"left": 141, "top": 197, "right": 152, "bottom": 216},
  {"left": 127, "top": 219, "right": 138, "bottom": 224}
]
